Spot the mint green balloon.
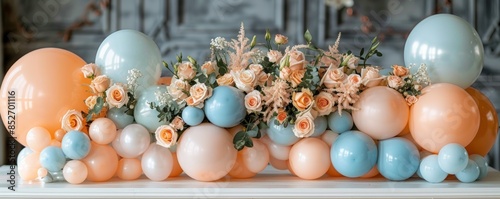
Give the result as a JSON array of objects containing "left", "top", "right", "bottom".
[
  {"left": 134, "top": 86, "right": 168, "bottom": 132},
  {"left": 404, "top": 14, "right": 483, "bottom": 88}
]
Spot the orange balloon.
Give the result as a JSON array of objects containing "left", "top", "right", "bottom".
[
  {"left": 18, "top": 152, "right": 41, "bottom": 181},
  {"left": 82, "top": 142, "right": 119, "bottom": 182},
  {"left": 116, "top": 158, "right": 142, "bottom": 180},
  {"left": 229, "top": 151, "right": 257, "bottom": 179},
  {"left": 410, "top": 83, "right": 480, "bottom": 153},
  {"left": 398, "top": 133, "right": 423, "bottom": 151},
  {"left": 157, "top": 77, "right": 172, "bottom": 86},
  {"left": 0, "top": 48, "right": 90, "bottom": 146},
  {"left": 169, "top": 153, "right": 183, "bottom": 177},
  {"left": 288, "top": 138, "right": 330, "bottom": 180},
  {"left": 326, "top": 164, "right": 343, "bottom": 177},
  {"left": 397, "top": 113, "right": 411, "bottom": 136},
  {"left": 269, "top": 156, "right": 288, "bottom": 170},
  {"left": 360, "top": 165, "right": 380, "bottom": 178},
  {"left": 465, "top": 87, "right": 499, "bottom": 156}
]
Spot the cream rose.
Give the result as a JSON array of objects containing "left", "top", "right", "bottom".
[
  {"left": 347, "top": 74, "right": 362, "bottom": 85},
  {"left": 61, "top": 109, "right": 84, "bottom": 131},
  {"left": 314, "top": 92, "right": 335, "bottom": 116},
  {"left": 245, "top": 90, "right": 263, "bottom": 113},
  {"left": 320, "top": 56, "right": 339, "bottom": 68},
  {"left": 342, "top": 54, "right": 359, "bottom": 69},
  {"left": 267, "top": 50, "right": 283, "bottom": 63},
  {"left": 361, "top": 66, "right": 383, "bottom": 87},
  {"left": 289, "top": 70, "right": 305, "bottom": 88},
  {"left": 231, "top": 70, "right": 257, "bottom": 93},
  {"left": 292, "top": 88, "right": 314, "bottom": 111},
  {"left": 293, "top": 112, "right": 315, "bottom": 138},
  {"left": 81, "top": 63, "right": 99, "bottom": 78},
  {"left": 170, "top": 116, "right": 184, "bottom": 130},
  {"left": 405, "top": 95, "right": 418, "bottom": 106},
  {"left": 256, "top": 72, "right": 269, "bottom": 86},
  {"left": 186, "top": 82, "right": 212, "bottom": 108},
  {"left": 167, "top": 77, "right": 190, "bottom": 102},
  {"left": 287, "top": 50, "right": 307, "bottom": 71},
  {"left": 106, "top": 84, "right": 129, "bottom": 108},
  {"left": 392, "top": 65, "right": 410, "bottom": 77},
  {"left": 279, "top": 67, "right": 291, "bottom": 80},
  {"left": 85, "top": 95, "right": 98, "bottom": 109},
  {"left": 177, "top": 61, "right": 196, "bottom": 80},
  {"left": 274, "top": 34, "right": 288, "bottom": 45},
  {"left": 249, "top": 64, "right": 263, "bottom": 74},
  {"left": 387, "top": 75, "right": 405, "bottom": 89},
  {"left": 201, "top": 61, "right": 215, "bottom": 75},
  {"left": 217, "top": 73, "right": 235, "bottom": 86},
  {"left": 323, "top": 68, "right": 346, "bottom": 88},
  {"left": 155, "top": 125, "right": 178, "bottom": 148},
  {"left": 91, "top": 75, "right": 110, "bottom": 93}
]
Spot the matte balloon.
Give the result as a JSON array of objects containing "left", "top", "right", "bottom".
[
  {"left": 269, "top": 156, "right": 288, "bottom": 170},
  {"left": 455, "top": 159, "right": 480, "bottom": 183},
  {"left": 327, "top": 110, "right": 354, "bottom": 134},
  {"left": 26, "top": 127, "right": 51, "bottom": 152},
  {"left": 0, "top": 48, "right": 90, "bottom": 146},
  {"left": 326, "top": 164, "right": 343, "bottom": 177},
  {"left": 229, "top": 151, "right": 257, "bottom": 179},
  {"left": 17, "top": 147, "right": 33, "bottom": 165},
  {"left": 119, "top": 124, "right": 151, "bottom": 158},
  {"left": 54, "top": 129, "right": 66, "bottom": 142},
  {"left": 241, "top": 138, "right": 269, "bottom": 173},
  {"left": 289, "top": 138, "right": 330, "bottom": 180},
  {"left": 353, "top": 86, "right": 409, "bottom": 140},
  {"left": 82, "top": 142, "right": 118, "bottom": 182},
  {"left": 310, "top": 116, "right": 328, "bottom": 137},
  {"left": 404, "top": 14, "right": 483, "bottom": 88},
  {"left": 267, "top": 117, "right": 300, "bottom": 146},
  {"left": 321, "top": 130, "right": 339, "bottom": 147},
  {"left": 63, "top": 160, "right": 88, "bottom": 184},
  {"left": 331, "top": 130, "right": 378, "bottom": 178},
  {"left": 106, "top": 107, "right": 134, "bottom": 129},
  {"left": 95, "top": 30, "right": 162, "bottom": 93},
  {"left": 61, "top": 130, "right": 91, "bottom": 160},
  {"left": 40, "top": 146, "right": 66, "bottom": 172},
  {"left": 169, "top": 153, "right": 183, "bottom": 177},
  {"left": 204, "top": 86, "right": 246, "bottom": 128},
  {"left": 438, "top": 143, "right": 468, "bottom": 174},
  {"left": 182, "top": 106, "right": 205, "bottom": 126},
  {"left": 410, "top": 83, "right": 480, "bottom": 153},
  {"left": 377, "top": 137, "right": 420, "bottom": 181},
  {"left": 134, "top": 86, "right": 169, "bottom": 132},
  {"left": 265, "top": 138, "right": 291, "bottom": 161},
  {"left": 465, "top": 87, "right": 499, "bottom": 156},
  {"left": 37, "top": 168, "right": 48, "bottom": 178},
  {"left": 89, "top": 118, "right": 117, "bottom": 145},
  {"left": 419, "top": 155, "right": 447, "bottom": 183},
  {"left": 117, "top": 158, "right": 143, "bottom": 180},
  {"left": 361, "top": 166, "right": 380, "bottom": 178},
  {"left": 18, "top": 152, "right": 41, "bottom": 181},
  {"left": 470, "top": 154, "right": 488, "bottom": 180}
]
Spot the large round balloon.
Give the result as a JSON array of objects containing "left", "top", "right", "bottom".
[
  {"left": 465, "top": 87, "right": 499, "bottom": 156},
  {"left": 404, "top": 14, "right": 483, "bottom": 88},
  {"left": 0, "top": 48, "right": 90, "bottom": 146},
  {"left": 331, "top": 130, "right": 378, "bottom": 178},
  {"left": 134, "top": 86, "right": 169, "bottom": 132},
  {"left": 377, "top": 137, "right": 420, "bottom": 181},
  {"left": 204, "top": 86, "right": 246, "bottom": 128},
  {"left": 410, "top": 83, "right": 480, "bottom": 153},
  {"left": 95, "top": 30, "right": 162, "bottom": 92}
]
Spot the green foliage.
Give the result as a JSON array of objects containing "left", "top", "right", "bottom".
[{"left": 359, "top": 37, "right": 383, "bottom": 66}]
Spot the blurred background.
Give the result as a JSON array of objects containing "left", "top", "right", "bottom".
[{"left": 1, "top": 0, "right": 500, "bottom": 169}]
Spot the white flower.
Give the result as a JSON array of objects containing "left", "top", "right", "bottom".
[
  {"left": 231, "top": 70, "right": 257, "bottom": 93},
  {"left": 126, "top": 69, "right": 143, "bottom": 91},
  {"left": 154, "top": 90, "right": 171, "bottom": 107},
  {"left": 186, "top": 82, "right": 212, "bottom": 108},
  {"left": 155, "top": 125, "right": 178, "bottom": 148},
  {"left": 81, "top": 63, "right": 99, "bottom": 78},
  {"left": 210, "top": 37, "right": 227, "bottom": 50},
  {"left": 61, "top": 109, "right": 84, "bottom": 132},
  {"left": 245, "top": 90, "right": 263, "bottom": 113}
]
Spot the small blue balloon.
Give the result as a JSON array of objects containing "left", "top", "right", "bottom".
[
  {"left": 419, "top": 155, "right": 448, "bottom": 183},
  {"left": 107, "top": 107, "right": 134, "bottom": 129},
  {"left": 456, "top": 159, "right": 480, "bottom": 183},
  {"left": 204, "top": 86, "right": 246, "bottom": 128},
  {"left": 134, "top": 86, "right": 169, "bottom": 132},
  {"left": 246, "top": 130, "right": 259, "bottom": 138},
  {"left": 377, "top": 137, "right": 420, "bottom": 181},
  {"left": 61, "top": 131, "right": 91, "bottom": 160},
  {"left": 470, "top": 154, "right": 488, "bottom": 180},
  {"left": 331, "top": 130, "right": 377, "bottom": 178},
  {"left": 327, "top": 110, "right": 353, "bottom": 134},
  {"left": 438, "top": 143, "right": 468, "bottom": 174},
  {"left": 17, "top": 147, "right": 33, "bottom": 165},
  {"left": 182, "top": 106, "right": 205, "bottom": 126},
  {"left": 267, "top": 117, "right": 300, "bottom": 146},
  {"left": 310, "top": 116, "right": 328, "bottom": 137},
  {"left": 40, "top": 146, "right": 66, "bottom": 172}
]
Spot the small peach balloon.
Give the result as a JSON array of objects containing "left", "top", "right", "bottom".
[
  {"left": 157, "top": 77, "right": 172, "bottom": 86},
  {"left": 266, "top": 140, "right": 291, "bottom": 161},
  {"left": 50, "top": 140, "right": 61, "bottom": 147},
  {"left": 26, "top": 127, "right": 51, "bottom": 152},
  {"left": 63, "top": 160, "right": 88, "bottom": 184},
  {"left": 169, "top": 153, "right": 183, "bottom": 177},
  {"left": 82, "top": 142, "right": 118, "bottom": 182},
  {"left": 242, "top": 139, "right": 269, "bottom": 173},
  {"left": 89, "top": 118, "right": 117, "bottom": 145},
  {"left": 18, "top": 152, "right": 41, "bottom": 181},
  {"left": 361, "top": 165, "right": 380, "bottom": 178},
  {"left": 229, "top": 151, "right": 257, "bottom": 179},
  {"left": 117, "top": 158, "right": 142, "bottom": 180},
  {"left": 269, "top": 156, "right": 288, "bottom": 170},
  {"left": 289, "top": 138, "right": 330, "bottom": 180},
  {"left": 141, "top": 143, "right": 173, "bottom": 181},
  {"left": 326, "top": 164, "right": 343, "bottom": 177},
  {"left": 321, "top": 130, "right": 339, "bottom": 147},
  {"left": 37, "top": 168, "right": 48, "bottom": 178},
  {"left": 54, "top": 129, "right": 66, "bottom": 142}
]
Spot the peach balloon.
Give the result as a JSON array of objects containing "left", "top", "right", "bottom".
[
  {"left": 82, "top": 142, "right": 118, "bottom": 182},
  {"left": 54, "top": 129, "right": 66, "bottom": 142},
  {"left": 289, "top": 138, "right": 330, "bottom": 180},
  {"left": 18, "top": 152, "right": 41, "bottom": 181},
  {"left": 141, "top": 143, "right": 173, "bottom": 181},
  {"left": 89, "top": 118, "right": 117, "bottom": 145},
  {"left": 326, "top": 164, "right": 343, "bottom": 177},
  {"left": 287, "top": 160, "right": 297, "bottom": 176},
  {"left": 398, "top": 133, "right": 423, "bottom": 151},
  {"left": 169, "top": 153, "right": 183, "bottom": 177},
  {"left": 229, "top": 151, "right": 257, "bottom": 179},
  {"left": 360, "top": 165, "right": 380, "bottom": 178},
  {"left": 117, "top": 158, "right": 142, "bottom": 180},
  {"left": 321, "top": 130, "right": 339, "bottom": 147},
  {"left": 177, "top": 123, "right": 237, "bottom": 181},
  {"left": 242, "top": 138, "right": 269, "bottom": 173},
  {"left": 353, "top": 86, "right": 409, "bottom": 140},
  {"left": 269, "top": 156, "right": 288, "bottom": 170},
  {"left": 26, "top": 127, "right": 51, "bottom": 152},
  {"left": 37, "top": 168, "right": 48, "bottom": 178},
  {"left": 63, "top": 160, "right": 88, "bottom": 184},
  {"left": 0, "top": 48, "right": 90, "bottom": 146},
  {"left": 50, "top": 140, "right": 61, "bottom": 147},
  {"left": 157, "top": 77, "right": 172, "bottom": 86},
  {"left": 398, "top": 113, "right": 411, "bottom": 136},
  {"left": 410, "top": 83, "right": 480, "bottom": 153},
  {"left": 465, "top": 87, "right": 499, "bottom": 156},
  {"left": 266, "top": 140, "right": 291, "bottom": 161}
]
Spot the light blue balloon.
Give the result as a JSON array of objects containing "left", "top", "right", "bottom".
[
  {"left": 95, "top": 30, "right": 162, "bottom": 93},
  {"left": 17, "top": 147, "right": 33, "bottom": 165},
  {"left": 331, "top": 130, "right": 377, "bottom": 178},
  {"left": 134, "top": 86, "right": 169, "bottom": 132},
  {"left": 419, "top": 155, "right": 447, "bottom": 183},
  {"left": 438, "top": 143, "right": 468, "bottom": 174},
  {"left": 470, "top": 154, "right": 488, "bottom": 180},
  {"left": 456, "top": 159, "right": 480, "bottom": 183},
  {"left": 377, "top": 137, "right": 420, "bottom": 181},
  {"left": 267, "top": 117, "right": 300, "bottom": 146},
  {"left": 204, "top": 86, "right": 246, "bottom": 128},
  {"left": 327, "top": 110, "right": 353, "bottom": 134},
  {"left": 182, "top": 106, "right": 205, "bottom": 126},
  {"left": 310, "top": 116, "right": 328, "bottom": 137},
  {"left": 107, "top": 107, "right": 134, "bottom": 129},
  {"left": 404, "top": 14, "right": 483, "bottom": 88},
  {"left": 61, "top": 130, "right": 91, "bottom": 160},
  {"left": 246, "top": 130, "right": 259, "bottom": 137},
  {"left": 40, "top": 146, "right": 66, "bottom": 172}
]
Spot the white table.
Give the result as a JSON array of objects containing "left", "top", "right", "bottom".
[{"left": 1, "top": 166, "right": 500, "bottom": 199}]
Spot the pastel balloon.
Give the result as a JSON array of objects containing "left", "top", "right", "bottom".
[
  {"left": 0, "top": 48, "right": 90, "bottom": 146},
  {"left": 267, "top": 117, "right": 299, "bottom": 146},
  {"left": 82, "top": 142, "right": 118, "bottom": 182},
  {"left": 134, "top": 86, "right": 169, "bottom": 132},
  {"left": 241, "top": 138, "right": 269, "bottom": 173},
  {"left": 470, "top": 154, "right": 488, "bottom": 180},
  {"left": 269, "top": 156, "right": 288, "bottom": 170},
  {"left": 456, "top": 159, "right": 480, "bottom": 183},
  {"left": 377, "top": 137, "right": 420, "bottom": 181},
  {"left": 310, "top": 116, "right": 328, "bottom": 137},
  {"left": 289, "top": 138, "right": 330, "bottom": 179},
  {"left": 119, "top": 124, "right": 151, "bottom": 158},
  {"left": 361, "top": 166, "right": 380, "bottom": 178},
  {"left": 321, "top": 130, "right": 339, "bottom": 147},
  {"left": 398, "top": 133, "right": 423, "bottom": 151},
  {"left": 40, "top": 146, "right": 66, "bottom": 172},
  {"left": 169, "top": 153, "right": 183, "bottom": 177},
  {"left": 438, "top": 143, "right": 468, "bottom": 174},
  {"left": 353, "top": 86, "right": 409, "bottom": 140},
  {"left": 266, "top": 139, "right": 291, "bottom": 161},
  {"left": 141, "top": 143, "right": 173, "bottom": 181},
  {"left": 204, "top": 86, "right": 246, "bottom": 128},
  {"left": 182, "top": 106, "right": 205, "bottom": 126},
  {"left": 157, "top": 77, "right": 172, "bottom": 85},
  {"left": 327, "top": 110, "right": 353, "bottom": 134},
  {"left": 111, "top": 130, "right": 127, "bottom": 157},
  {"left": 419, "top": 155, "right": 447, "bottom": 183},
  {"left": 95, "top": 30, "right": 162, "bottom": 93},
  {"left": 410, "top": 83, "right": 480, "bottom": 153},
  {"left": 177, "top": 123, "right": 237, "bottom": 181},
  {"left": 229, "top": 151, "right": 257, "bottom": 179},
  {"left": 18, "top": 152, "right": 41, "bottom": 181},
  {"left": 37, "top": 168, "right": 48, "bottom": 178},
  {"left": 331, "top": 130, "right": 378, "bottom": 178},
  {"left": 26, "top": 127, "right": 51, "bottom": 152},
  {"left": 61, "top": 130, "right": 91, "bottom": 160},
  {"left": 54, "top": 129, "right": 66, "bottom": 142},
  {"left": 116, "top": 158, "right": 142, "bottom": 180},
  {"left": 17, "top": 147, "right": 33, "bottom": 165},
  {"left": 465, "top": 87, "right": 499, "bottom": 156},
  {"left": 89, "top": 118, "right": 117, "bottom": 145},
  {"left": 326, "top": 164, "right": 343, "bottom": 177},
  {"left": 404, "top": 14, "right": 483, "bottom": 88},
  {"left": 106, "top": 107, "right": 134, "bottom": 129},
  {"left": 63, "top": 160, "right": 88, "bottom": 184}
]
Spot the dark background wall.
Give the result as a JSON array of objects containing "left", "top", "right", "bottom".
[{"left": 1, "top": 0, "right": 500, "bottom": 168}]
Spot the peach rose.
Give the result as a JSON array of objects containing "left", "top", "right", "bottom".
[
  {"left": 201, "top": 61, "right": 215, "bottom": 75},
  {"left": 361, "top": 66, "right": 382, "bottom": 87},
  {"left": 342, "top": 54, "right": 359, "bottom": 69},
  {"left": 81, "top": 63, "right": 99, "bottom": 78},
  {"left": 217, "top": 73, "right": 235, "bottom": 86},
  {"left": 155, "top": 125, "right": 178, "bottom": 148},
  {"left": 90, "top": 75, "right": 110, "bottom": 93},
  {"left": 85, "top": 95, "right": 98, "bottom": 109},
  {"left": 293, "top": 112, "right": 315, "bottom": 138},
  {"left": 170, "top": 116, "right": 184, "bottom": 130},
  {"left": 405, "top": 95, "right": 418, "bottom": 106},
  {"left": 256, "top": 72, "right": 269, "bottom": 86},
  {"left": 168, "top": 78, "right": 190, "bottom": 102},
  {"left": 267, "top": 50, "right": 283, "bottom": 63},
  {"left": 245, "top": 90, "right": 263, "bottom": 113},
  {"left": 274, "top": 34, "right": 288, "bottom": 45},
  {"left": 392, "top": 65, "right": 409, "bottom": 77},
  {"left": 186, "top": 82, "right": 212, "bottom": 108},
  {"left": 323, "top": 68, "right": 346, "bottom": 88},
  {"left": 292, "top": 88, "right": 314, "bottom": 111},
  {"left": 320, "top": 56, "right": 339, "bottom": 68},
  {"left": 279, "top": 67, "right": 291, "bottom": 80},
  {"left": 347, "top": 74, "right": 362, "bottom": 85},
  {"left": 61, "top": 109, "right": 84, "bottom": 131},
  {"left": 289, "top": 70, "right": 305, "bottom": 88},
  {"left": 276, "top": 109, "right": 288, "bottom": 124},
  {"left": 288, "top": 50, "right": 307, "bottom": 71},
  {"left": 231, "top": 70, "right": 256, "bottom": 93},
  {"left": 249, "top": 64, "right": 263, "bottom": 74},
  {"left": 106, "top": 84, "right": 129, "bottom": 108},
  {"left": 177, "top": 61, "right": 196, "bottom": 80},
  {"left": 387, "top": 75, "right": 405, "bottom": 89},
  {"left": 314, "top": 92, "right": 335, "bottom": 116}
]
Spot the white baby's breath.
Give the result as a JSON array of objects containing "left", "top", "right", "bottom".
[{"left": 210, "top": 37, "right": 227, "bottom": 50}]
